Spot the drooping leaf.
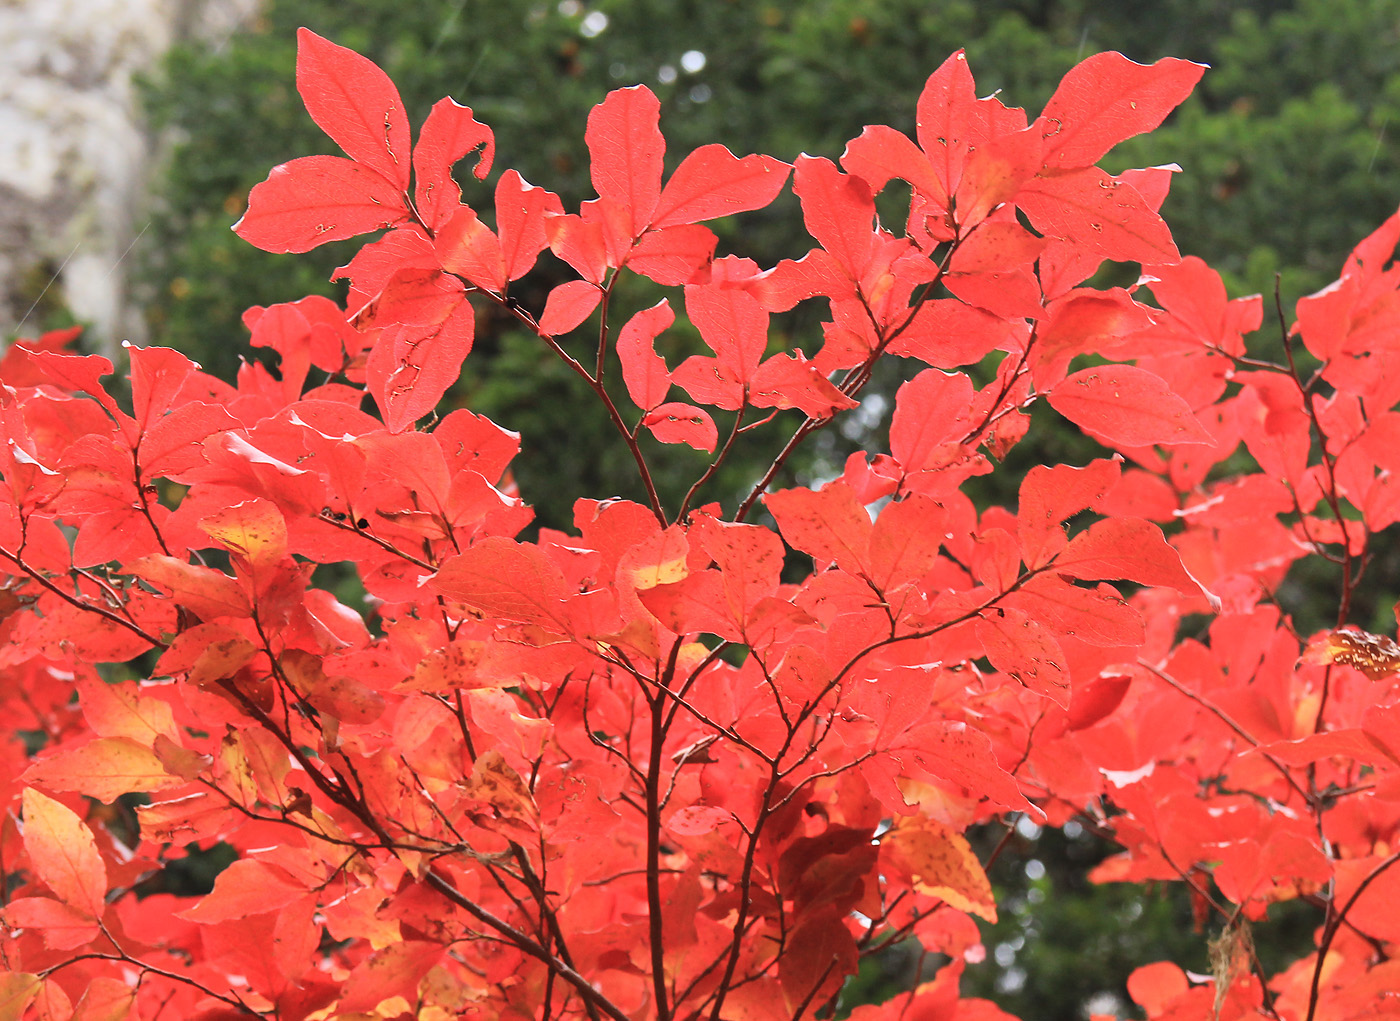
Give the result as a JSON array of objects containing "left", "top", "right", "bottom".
[
  {"left": 617, "top": 300, "right": 675, "bottom": 411},
  {"left": 642, "top": 403, "right": 717, "bottom": 452},
  {"left": 538, "top": 280, "right": 602, "bottom": 335}
]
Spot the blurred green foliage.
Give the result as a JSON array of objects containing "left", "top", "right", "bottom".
[{"left": 134, "top": 1, "right": 1400, "bottom": 1016}]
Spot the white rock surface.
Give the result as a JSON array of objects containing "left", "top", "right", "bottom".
[{"left": 0, "top": 0, "right": 258, "bottom": 352}]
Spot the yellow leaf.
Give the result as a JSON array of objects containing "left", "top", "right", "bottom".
[
  {"left": 23, "top": 738, "right": 183, "bottom": 803},
  {"left": 0, "top": 972, "right": 42, "bottom": 1021},
  {"left": 199, "top": 498, "right": 288, "bottom": 567}
]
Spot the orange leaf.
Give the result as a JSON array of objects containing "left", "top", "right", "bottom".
[
  {"left": 19, "top": 789, "right": 106, "bottom": 918},
  {"left": 70, "top": 976, "right": 137, "bottom": 1021},
  {"left": 880, "top": 815, "right": 996, "bottom": 922},
  {"left": 1303, "top": 625, "right": 1400, "bottom": 680},
  {"left": 125, "top": 554, "right": 250, "bottom": 620},
  {"left": 76, "top": 674, "right": 180, "bottom": 745},
  {"left": 23, "top": 737, "right": 183, "bottom": 803}
]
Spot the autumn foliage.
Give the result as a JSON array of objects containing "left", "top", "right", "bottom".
[{"left": 4, "top": 27, "right": 1400, "bottom": 1021}]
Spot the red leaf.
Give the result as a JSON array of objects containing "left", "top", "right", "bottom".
[
  {"left": 651, "top": 144, "right": 791, "bottom": 228},
  {"left": 642, "top": 403, "right": 717, "bottom": 452},
  {"left": 586, "top": 85, "right": 664, "bottom": 238},
  {"left": 765, "top": 483, "right": 872, "bottom": 574},
  {"left": 1037, "top": 52, "right": 1205, "bottom": 169},
  {"left": 947, "top": 221, "right": 1047, "bottom": 274},
  {"left": 915, "top": 50, "right": 980, "bottom": 203},
  {"left": 889, "top": 369, "right": 975, "bottom": 471},
  {"left": 668, "top": 805, "right": 732, "bottom": 836},
  {"left": 22, "top": 737, "right": 182, "bottom": 803},
  {"left": 126, "top": 555, "right": 251, "bottom": 620},
  {"left": 145, "top": 401, "right": 240, "bottom": 482},
  {"left": 1255, "top": 729, "right": 1399, "bottom": 768},
  {"left": 792, "top": 155, "right": 876, "bottom": 281},
  {"left": 779, "top": 908, "right": 858, "bottom": 1014},
  {"left": 337, "top": 941, "right": 445, "bottom": 1014},
  {"left": 496, "top": 170, "right": 563, "bottom": 282},
  {"left": 952, "top": 125, "right": 1043, "bottom": 229},
  {"left": 1067, "top": 670, "right": 1133, "bottom": 730},
  {"left": 670, "top": 355, "right": 745, "bottom": 411},
  {"left": 1128, "top": 962, "right": 1190, "bottom": 1017},
  {"left": 127, "top": 344, "right": 197, "bottom": 429},
  {"left": 352, "top": 266, "right": 465, "bottom": 329},
  {"left": 435, "top": 206, "right": 505, "bottom": 291},
  {"left": 617, "top": 300, "right": 674, "bottom": 410},
  {"left": 626, "top": 223, "right": 717, "bottom": 286},
  {"left": 200, "top": 498, "right": 289, "bottom": 568},
  {"left": 1056, "top": 516, "right": 1202, "bottom": 593},
  {"left": 1017, "top": 457, "right": 1122, "bottom": 569},
  {"left": 21, "top": 347, "right": 118, "bottom": 416},
  {"left": 868, "top": 494, "right": 947, "bottom": 592},
  {"left": 3, "top": 897, "right": 100, "bottom": 951},
  {"left": 1140, "top": 255, "right": 1262, "bottom": 356},
  {"left": 546, "top": 213, "right": 608, "bottom": 284},
  {"left": 1048, "top": 364, "right": 1213, "bottom": 448},
  {"left": 749, "top": 352, "right": 859, "bottom": 419},
  {"left": 693, "top": 516, "right": 785, "bottom": 624},
  {"left": 887, "top": 298, "right": 1020, "bottom": 367},
  {"left": 976, "top": 607, "right": 1069, "bottom": 706},
  {"left": 842, "top": 124, "right": 945, "bottom": 206},
  {"left": 1006, "top": 575, "right": 1144, "bottom": 647},
  {"left": 412, "top": 98, "right": 495, "bottom": 231},
  {"left": 179, "top": 859, "right": 309, "bottom": 924},
  {"left": 295, "top": 28, "right": 411, "bottom": 190},
  {"left": 1032, "top": 290, "right": 1155, "bottom": 386},
  {"left": 434, "top": 537, "right": 572, "bottom": 632},
  {"left": 1018, "top": 167, "right": 1178, "bottom": 265},
  {"left": 366, "top": 299, "right": 475, "bottom": 433},
  {"left": 538, "top": 280, "right": 602, "bottom": 335},
  {"left": 879, "top": 720, "right": 1032, "bottom": 813},
  {"left": 234, "top": 155, "right": 408, "bottom": 253},
  {"left": 881, "top": 815, "right": 997, "bottom": 921},
  {"left": 686, "top": 282, "right": 769, "bottom": 380}
]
